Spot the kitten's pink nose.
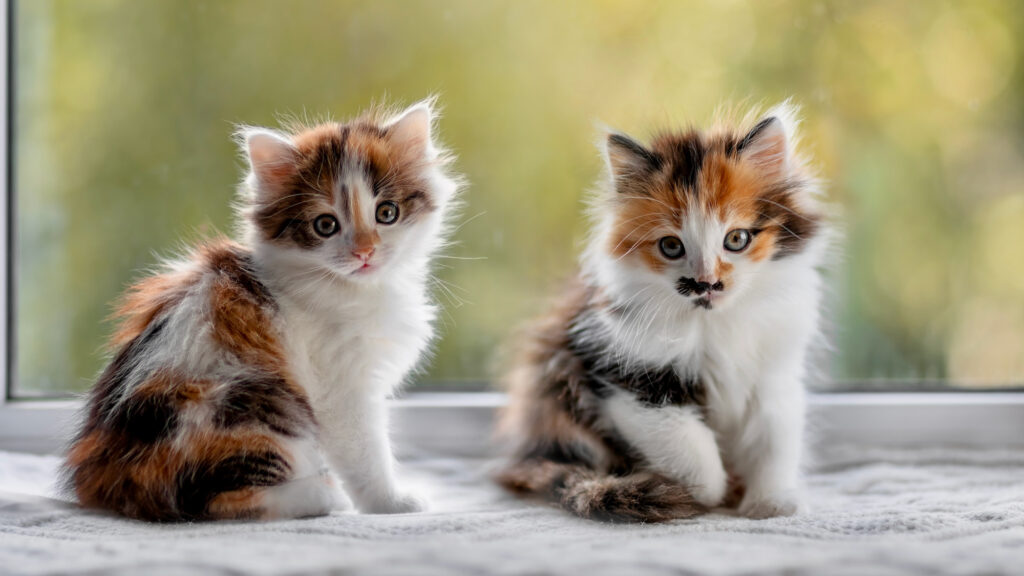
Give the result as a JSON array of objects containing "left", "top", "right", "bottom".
[{"left": 352, "top": 247, "right": 375, "bottom": 263}]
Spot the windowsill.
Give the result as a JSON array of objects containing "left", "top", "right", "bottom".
[{"left": 2, "top": 391, "right": 1024, "bottom": 456}]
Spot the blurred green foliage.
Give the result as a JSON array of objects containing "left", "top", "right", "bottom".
[{"left": 14, "top": 0, "right": 1024, "bottom": 395}]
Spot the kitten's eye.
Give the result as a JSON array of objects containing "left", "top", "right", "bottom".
[
  {"left": 658, "top": 236, "right": 685, "bottom": 260},
  {"left": 724, "top": 229, "right": 752, "bottom": 252},
  {"left": 313, "top": 214, "right": 339, "bottom": 237},
  {"left": 376, "top": 201, "right": 399, "bottom": 225}
]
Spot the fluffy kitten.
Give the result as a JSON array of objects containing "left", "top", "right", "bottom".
[
  {"left": 497, "top": 103, "right": 828, "bottom": 522},
  {"left": 64, "top": 100, "right": 460, "bottom": 521}
]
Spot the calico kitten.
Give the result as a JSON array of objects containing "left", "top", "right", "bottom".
[
  {"left": 497, "top": 103, "right": 828, "bottom": 522},
  {"left": 64, "top": 100, "right": 460, "bottom": 521}
]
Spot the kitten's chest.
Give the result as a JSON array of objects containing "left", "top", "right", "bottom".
[
  {"left": 279, "top": 284, "right": 434, "bottom": 397},
  {"left": 694, "top": 317, "right": 779, "bottom": 434},
  {"left": 617, "top": 312, "right": 758, "bottom": 426},
  {"left": 650, "top": 316, "right": 766, "bottom": 431}
]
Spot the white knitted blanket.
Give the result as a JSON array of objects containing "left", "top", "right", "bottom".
[{"left": 1, "top": 447, "right": 1023, "bottom": 575}]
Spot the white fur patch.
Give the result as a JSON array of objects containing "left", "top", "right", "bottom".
[{"left": 603, "top": 392, "right": 727, "bottom": 507}]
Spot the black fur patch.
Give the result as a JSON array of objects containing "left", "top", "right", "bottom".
[
  {"left": 273, "top": 217, "right": 322, "bottom": 249},
  {"left": 89, "top": 317, "right": 168, "bottom": 434},
  {"left": 111, "top": 388, "right": 180, "bottom": 444},
  {"left": 176, "top": 451, "right": 291, "bottom": 520},
  {"left": 215, "top": 374, "right": 315, "bottom": 437},
  {"left": 754, "top": 182, "right": 821, "bottom": 259},
  {"left": 204, "top": 245, "right": 276, "bottom": 308},
  {"left": 608, "top": 133, "right": 663, "bottom": 174},
  {"left": 676, "top": 277, "right": 724, "bottom": 297},
  {"left": 521, "top": 438, "right": 597, "bottom": 467},
  {"left": 737, "top": 117, "right": 778, "bottom": 153},
  {"left": 666, "top": 132, "right": 706, "bottom": 191},
  {"left": 567, "top": 319, "right": 705, "bottom": 408},
  {"left": 385, "top": 189, "right": 436, "bottom": 223}
]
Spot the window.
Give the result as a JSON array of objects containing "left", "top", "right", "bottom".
[{"left": 9, "top": 0, "right": 1024, "bottom": 399}]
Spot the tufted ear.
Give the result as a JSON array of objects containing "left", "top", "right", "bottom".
[
  {"left": 240, "top": 127, "right": 298, "bottom": 197},
  {"left": 737, "top": 116, "right": 789, "bottom": 180},
  {"left": 604, "top": 131, "right": 661, "bottom": 193},
  {"left": 386, "top": 100, "right": 434, "bottom": 159}
]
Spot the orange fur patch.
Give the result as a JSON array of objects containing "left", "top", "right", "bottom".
[
  {"left": 132, "top": 369, "right": 211, "bottom": 409},
  {"left": 699, "top": 152, "right": 778, "bottom": 263},
  {"left": 209, "top": 277, "right": 283, "bottom": 369},
  {"left": 69, "top": 421, "right": 291, "bottom": 520},
  {"left": 747, "top": 230, "right": 778, "bottom": 262},
  {"left": 714, "top": 258, "right": 735, "bottom": 288},
  {"left": 606, "top": 131, "right": 817, "bottom": 270},
  {"left": 69, "top": 429, "right": 186, "bottom": 517},
  {"left": 200, "top": 241, "right": 286, "bottom": 372},
  {"left": 207, "top": 488, "right": 265, "bottom": 520},
  {"left": 607, "top": 189, "right": 684, "bottom": 273},
  {"left": 111, "top": 268, "right": 199, "bottom": 348}
]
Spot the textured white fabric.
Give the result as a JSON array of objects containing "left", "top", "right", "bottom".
[{"left": 1, "top": 447, "right": 1023, "bottom": 575}]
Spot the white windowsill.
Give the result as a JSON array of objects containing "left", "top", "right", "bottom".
[{"left": 2, "top": 392, "right": 1023, "bottom": 457}]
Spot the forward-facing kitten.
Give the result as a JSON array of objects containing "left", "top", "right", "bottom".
[
  {"left": 64, "top": 100, "right": 460, "bottom": 521},
  {"left": 498, "top": 103, "right": 828, "bottom": 522}
]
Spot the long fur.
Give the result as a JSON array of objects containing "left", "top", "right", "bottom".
[
  {"left": 498, "top": 460, "right": 703, "bottom": 522},
  {"left": 64, "top": 99, "right": 462, "bottom": 520},
  {"left": 498, "top": 102, "right": 831, "bottom": 522}
]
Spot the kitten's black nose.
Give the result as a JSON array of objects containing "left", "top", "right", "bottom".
[{"left": 676, "top": 277, "right": 725, "bottom": 296}]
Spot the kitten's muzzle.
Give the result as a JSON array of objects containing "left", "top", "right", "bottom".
[{"left": 676, "top": 276, "right": 725, "bottom": 297}]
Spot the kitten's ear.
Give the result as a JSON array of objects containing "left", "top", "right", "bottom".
[
  {"left": 386, "top": 100, "right": 434, "bottom": 158},
  {"left": 240, "top": 127, "right": 298, "bottom": 194},
  {"left": 604, "top": 132, "right": 660, "bottom": 191},
  {"left": 737, "top": 116, "right": 789, "bottom": 179}
]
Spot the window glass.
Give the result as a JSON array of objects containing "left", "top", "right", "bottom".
[{"left": 13, "top": 0, "right": 1024, "bottom": 396}]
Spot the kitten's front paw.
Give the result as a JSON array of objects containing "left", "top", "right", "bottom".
[
  {"left": 690, "top": 465, "right": 728, "bottom": 508},
  {"left": 363, "top": 491, "right": 428, "bottom": 514},
  {"left": 738, "top": 493, "right": 804, "bottom": 519},
  {"left": 333, "top": 487, "right": 355, "bottom": 512}
]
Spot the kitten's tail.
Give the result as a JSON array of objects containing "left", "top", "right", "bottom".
[{"left": 497, "top": 459, "right": 704, "bottom": 523}]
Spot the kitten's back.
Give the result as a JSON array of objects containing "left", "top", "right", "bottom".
[{"left": 64, "top": 239, "right": 332, "bottom": 521}]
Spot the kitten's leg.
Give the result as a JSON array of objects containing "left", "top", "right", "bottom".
[
  {"left": 603, "top": 391, "right": 727, "bottom": 507},
  {"left": 319, "top": 394, "right": 425, "bottom": 514},
  {"left": 735, "top": 379, "right": 806, "bottom": 519}
]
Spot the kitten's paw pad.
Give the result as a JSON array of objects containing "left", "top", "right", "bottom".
[
  {"left": 739, "top": 494, "right": 803, "bottom": 519},
  {"left": 365, "top": 492, "right": 428, "bottom": 514}
]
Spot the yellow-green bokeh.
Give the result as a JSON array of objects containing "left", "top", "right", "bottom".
[{"left": 13, "top": 0, "right": 1024, "bottom": 394}]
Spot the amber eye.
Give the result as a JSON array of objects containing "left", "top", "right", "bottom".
[
  {"left": 376, "top": 201, "right": 399, "bottom": 225},
  {"left": 658, "top": 236, "right": 685, "bottom": 260},
  {"left": 724, "top": 229, "right": 752, "bottom": 252},
  {"left": 313, "top": 214, "right": 339, "bottom": 237}
]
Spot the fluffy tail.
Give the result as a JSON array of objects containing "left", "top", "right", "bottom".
[{"left": 497, "top": 459, "right": 704, "bottom": 523}]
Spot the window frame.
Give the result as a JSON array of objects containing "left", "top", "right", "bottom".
[{"left": 1, "top": 1, "right": 1023, "bottom": 457}]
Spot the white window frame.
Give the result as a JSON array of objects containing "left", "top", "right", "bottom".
[{"left": 1, "top": 2, "right": 1023, "bottom": 457}]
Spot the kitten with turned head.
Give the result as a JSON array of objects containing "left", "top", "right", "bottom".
[
  {"left": 498, "top": 103, "right": 829, "bottom": 522},
  {"left": 64, "top": 100, "right": 460, "bottom": 520}
]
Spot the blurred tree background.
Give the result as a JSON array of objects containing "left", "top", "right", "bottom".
[{"left": 13, "top": 0, "right": 1024, "bottom": 395}]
